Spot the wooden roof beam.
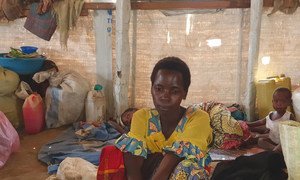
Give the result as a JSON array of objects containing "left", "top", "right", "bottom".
[
  {"left": 23, "top": 0, "right": 274, "bottom": 17},
  {"left": 82, "top": 0, "right": 274, "bottom": 11}
]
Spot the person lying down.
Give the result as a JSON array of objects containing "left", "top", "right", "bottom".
[
  {"left": 77, "top": 108, "right": 138, "bottom": 137},
  {"left": 107, "top": 108, "right": 138, "bottom": 134}
]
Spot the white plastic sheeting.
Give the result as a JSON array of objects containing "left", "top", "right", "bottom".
[{"left": 131, "top": 10, "right": 250, "bottom": 108}]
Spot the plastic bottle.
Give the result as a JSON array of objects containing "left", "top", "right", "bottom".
[
  {"left": 85, "top": 84, "right": 106, "bottom": 124},
  {"left": 22, "top": 93, "right": 45, "bottom": 134}
]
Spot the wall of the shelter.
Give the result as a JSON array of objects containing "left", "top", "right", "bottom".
[
  {"left": 132, "top": 9, "right": 300, "bottom": 108},
  {"left": 258, "top": 12, "right": 300, "bottom": 85},
  {"left": 132, "top": 9, "right": 250, "bottom": 107},
  {"left": 0, "top": 8, "right": 299, "bottom": 110}
]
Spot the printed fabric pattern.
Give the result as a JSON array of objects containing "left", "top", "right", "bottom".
[
  {"left": 115, "top": 106, "right": 212, "bottom": 179},
  {"left": 194, "top": 102, "right": 251, "bottom": 150}
]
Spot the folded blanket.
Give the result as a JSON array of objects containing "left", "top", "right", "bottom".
[{"left": 38, "top": 123, "right": 120, "bottom": 174}]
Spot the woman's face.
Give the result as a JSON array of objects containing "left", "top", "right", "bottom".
[{"left": 151, "top": 69, "right": 187, "bottom": 113}]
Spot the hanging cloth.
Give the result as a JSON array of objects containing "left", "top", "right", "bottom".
[
  {"left": 268, "top": 0, "right": 299, "bottom": 16},
  {"left": 1, "top": 0, "right": 22, "bottom": 21},
  {"left": 52, "top": 0, "right": 84, "bottom": 48},
  {"left": 24, "top": 2, "right": 57, "bottom": 41}
]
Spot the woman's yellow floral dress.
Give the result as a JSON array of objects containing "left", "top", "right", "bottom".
[{"left": 115, "top": 106, "right": 213, "bottom": 179}]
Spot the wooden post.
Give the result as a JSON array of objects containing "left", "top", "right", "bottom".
[
  {"left": 130, "top": 10, "right": 137, "bottom": 107},
  {"left": 235, "top": 9, "right": 244, "bottom": 104},
  {"left": 245, "top": 0, "right": 263, "bottom": 121},
  {"left": 93, "top": 0, "right": 114, "bottom": 119},
  {"left": 114, "top": 0, "right": 131, "bottom": 118}
]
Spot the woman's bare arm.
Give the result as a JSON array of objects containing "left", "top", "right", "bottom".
[
  {"left": 124, "top": 152, "right": 144, "bottom": 180},
  {"left": 107, "top": 121, "right": 127, "bottom": 134},
  {"left": 151, "top": 153, "right": 183, "bottom": 180}
]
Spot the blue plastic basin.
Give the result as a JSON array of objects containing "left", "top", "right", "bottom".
[
  {"left": 0, "top": 53, "right": 45, "bottom": 75},
  {"left": 20, "top": 46, "right": 38, "bottom": 54}
]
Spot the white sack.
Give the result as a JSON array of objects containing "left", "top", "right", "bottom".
[
  {"left": 56, "top": 157, "right": 97, "bottom": 180},
  {"left": 45, "top": 71, "right": 90, "bottom": 128},
  {"left": 279, "top": 121, "right": 300, "bottom": 180}
]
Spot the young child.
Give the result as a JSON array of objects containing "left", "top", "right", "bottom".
[
  {"left": 247, "top": 87, "right": 295, "bottom": 152},
  {"left": 78, "top": 108, "right": 138, "bottom": 136},
  {"left": 108, "top": 108, "right": 138, "bottom": 134}
]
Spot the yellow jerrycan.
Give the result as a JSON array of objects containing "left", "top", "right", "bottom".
[{"left": 256, "top": 74, "right": 291, "bottom": 119}]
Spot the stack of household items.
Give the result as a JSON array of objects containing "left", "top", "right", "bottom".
[{"left": 0, "top": 46, "right": 113, "bottom": 171}]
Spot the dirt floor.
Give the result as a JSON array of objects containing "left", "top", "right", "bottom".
[
  {"left": 0, "top": 125, "right": 266, "bottom": 180},
  {"left": 0, "top": 126, "right": 68, "bottom": 180}
]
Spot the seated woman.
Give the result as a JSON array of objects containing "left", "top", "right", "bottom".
[{"left": 112, "top": 57, "right": 213, "bottom": 179}]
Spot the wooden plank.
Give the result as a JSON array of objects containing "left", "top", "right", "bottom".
[
  {"left": 82, "top": 2, "right": 115, "bottom": 10},
  {"left": 131, "top": 1, "right": 231, "bottom": 10},
  {"left": 228, "top": 0, "right": 274, "bottom": 8},
  {"left": 82, "top": 0, "right": 274, "bottom": 11},
  {"left": 263, "top": 0, "right": 275, "bottom": 7},
  {"left": 21, "top": 0, "right": 275, "bottom": 17}
]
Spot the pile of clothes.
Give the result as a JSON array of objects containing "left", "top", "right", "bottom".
[{"left": 194, "top": 102, "right": 251, "bottom": 150}]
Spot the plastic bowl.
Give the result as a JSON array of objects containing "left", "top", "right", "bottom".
[
  {"left": 0, "top": 53, "right": 45, "bottom": 75},
  {"left": 20, "top": 46, "right": 38, "bottom": 54}
]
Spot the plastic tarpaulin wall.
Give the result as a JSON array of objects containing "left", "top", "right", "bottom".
[
  {"left": 1, "top": 7, "right": 300, "bottom": 119},
  {"left": 130, "top": 9, "right": 250, "bottom": 108}
]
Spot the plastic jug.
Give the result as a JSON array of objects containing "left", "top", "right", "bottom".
[
  {"left": 23, "top": 93, "right": 45, "bottom": 134},
  {"left": 85, "top": 84, "right": 106, "bottom": 124},
  {"left": 256, "top": 74, "right": 291, "bottom": 119}
]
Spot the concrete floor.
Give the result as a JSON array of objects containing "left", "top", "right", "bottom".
[{"left": 0, "top": 126, "right": 68, "bottom": 180}]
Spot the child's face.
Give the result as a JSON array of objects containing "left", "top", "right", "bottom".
[
  {"left": 121, "top": 111, "right": 135, "bottom": 126},
  {"left": 272, "top": 91, "right": 291, "bottom": 114}
]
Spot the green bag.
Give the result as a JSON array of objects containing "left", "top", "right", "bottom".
[
  {"left": 0, "top": 67, "right": 20, "bottom": 96},
  {"left": 0, "top": 95, "right": 23, "bottom": 129}
]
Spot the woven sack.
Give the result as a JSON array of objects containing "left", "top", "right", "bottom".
[
  {"left": 0, "top": 67, "right": 19, "bottom": 96},
  {"left": 279, "top": 120, "right": 300, "bottom": 180}
]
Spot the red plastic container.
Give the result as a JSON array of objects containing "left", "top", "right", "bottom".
[{"left": 23, "top": 93, "right": 45, "bottom": 134}]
